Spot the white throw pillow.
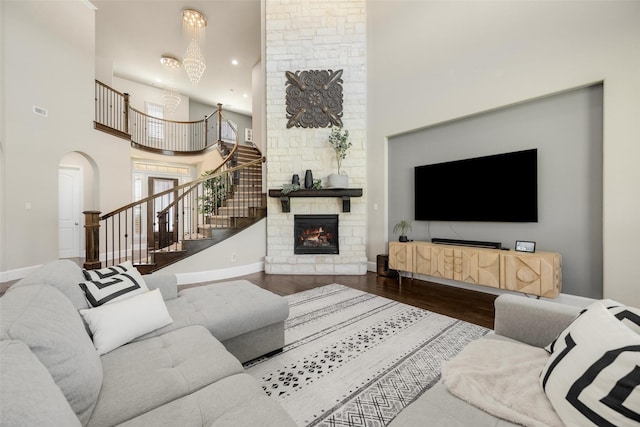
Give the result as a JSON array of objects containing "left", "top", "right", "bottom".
[
  {"left": 540, "top": 300, "right": 640, "bottom": 427},
  {"left": 600, "top": 299, "right": 640, "bottom": 335},
  {"left": 79, "top": 289, "right": 173, "bottom": 355},
  {"left": 82, "top": 260, "right": 134, "bottom": 280},
  {"left": 79, "top": 267, "right": 149, "bottom": 307}
]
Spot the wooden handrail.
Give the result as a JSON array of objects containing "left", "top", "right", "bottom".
[{"left": 100, "top": 156, "right": 265, "bottom": 221}]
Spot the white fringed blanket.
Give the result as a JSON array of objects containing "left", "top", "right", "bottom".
[{"left": 442, "top": 338, "right": 564, "bottom": 427}]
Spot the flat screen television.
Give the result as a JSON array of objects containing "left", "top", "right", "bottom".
[{"left": 414, "top": 149, "right": 538, "bottom": 222}]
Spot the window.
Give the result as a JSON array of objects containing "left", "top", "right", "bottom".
[{"left": 146, "top": 102, "right": 164, "bottom": 140}]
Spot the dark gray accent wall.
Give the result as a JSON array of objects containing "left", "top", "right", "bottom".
[
  {"left": 388, "top": 84, "right": 603, "bottom": 298},
  {"left": 189, "top": 100, "right": 253, "bottom": 146}
]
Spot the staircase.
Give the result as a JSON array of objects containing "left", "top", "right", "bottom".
[
  {"left": 89, "top": 81, "right": 267, "bottom": 273},
  {"left": 86, "top": 153, "right": 267, "bottom": 274},
  {"left": 197, "top": 143, "right": 266, "bottom": 234}
]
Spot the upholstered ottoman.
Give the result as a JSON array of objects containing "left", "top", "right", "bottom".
[{"left": 140, "top": 280, "right": 289, "bottom": 363}]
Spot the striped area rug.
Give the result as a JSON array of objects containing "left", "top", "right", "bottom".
[{"left": 244, "top": 284, "right": 489, "bottom": 426}]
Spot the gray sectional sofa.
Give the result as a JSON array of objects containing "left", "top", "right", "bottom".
[
  {"left": 0, "top": 260, "right": 296, "bottom": 427},
  {"left": 390, "top": 294, "right": 584, "bottom": 426}
]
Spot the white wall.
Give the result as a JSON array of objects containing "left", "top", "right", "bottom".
[
  {"left": 156, "top": 219, "right": 267, "bottom": 283},
  {"left": 2, "top": 1, "right": 96, "bottom": 272},
  {"left": 367, "top": 1, "right": 640, "bottom": 306}
]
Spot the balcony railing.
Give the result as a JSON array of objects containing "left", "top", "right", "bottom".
[{"left": 94, "top": 80, "right": 225, "bottom": 155}]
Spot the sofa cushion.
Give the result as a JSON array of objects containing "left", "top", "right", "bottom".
[
  {"left": 79, "top": 267, "right": 149, "bottom": 307},
  {"left": 0, "top": 285, "right": 103, "bottom": 425},
  {"left": 87, "top": 325, "right": 244, "bottom": 427},
  {"left": 80, "top": 288, "right": 173, "bottom": 355},
  {"left": 10, "top": 259, "right": 89, "bottom": 310},
  {"left": 143, "top": 280, "right": 289, "bottom": 342},
  {"left": 82, "top": 260, "right": 134, "bottom": 281},
  {"left": 388, "top": 381, "right": 520, "bottom": 427},
  {"left": 116, "top": 373, "right": 297, "bottom": 427},
  {"left": 0, "top": 340, "right": 82, "bottom": 427},
  {"left": 540, "top": 300, "right": 640, "bottom": 427}
]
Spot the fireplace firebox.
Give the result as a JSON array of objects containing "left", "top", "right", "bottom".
[{"left": 294, "top": 214, "right": 339, "bottom": 255}]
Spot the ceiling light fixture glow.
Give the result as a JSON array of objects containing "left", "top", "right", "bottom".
[
  {"left": 160, "top": 56, "right": 181, "bottom": 69},
  {"left": 182, "top": 9, "right": 207, "bottom": 28}
]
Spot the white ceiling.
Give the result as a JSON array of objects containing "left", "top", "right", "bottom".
[{"left": 92, "top": 0, "right": 261, "bottom": 115}]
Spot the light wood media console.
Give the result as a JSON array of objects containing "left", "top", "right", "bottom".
[{"left": 388, "top": 241, "right": 562, "bottom": 298}]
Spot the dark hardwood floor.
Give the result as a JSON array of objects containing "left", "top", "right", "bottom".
[{"left": 184, "top": 271, "right": 497, "bottom": 329}]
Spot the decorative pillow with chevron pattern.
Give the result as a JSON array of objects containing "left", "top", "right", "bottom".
[
  {"left": 82, "top": 260, "right": 134, "bottom": 281},
  {"left": 79, "top": 267, "right": 149, "bottom": 307},
  {"left": 540, "top": 300, "right": 640, "bottom": 427}
]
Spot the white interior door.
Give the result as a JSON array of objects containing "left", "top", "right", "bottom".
[{"left": 59, "top": 167, "right": 82, "bottom": 258}]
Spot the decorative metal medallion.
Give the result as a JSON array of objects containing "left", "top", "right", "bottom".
[{"left": 285, "top": 69, "right": 343, "bottom": 128}]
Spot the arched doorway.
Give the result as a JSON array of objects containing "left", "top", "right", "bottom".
[{"left": 58, "top": 152, "right": 99, "bottom": 259}]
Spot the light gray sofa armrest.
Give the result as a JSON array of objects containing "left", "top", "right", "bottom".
[
  {"left": 493, "top": 294, "right": 582, "bottom": 348},
  {"left": 142, "top": 273, "right": 178, "bottom": 300}
]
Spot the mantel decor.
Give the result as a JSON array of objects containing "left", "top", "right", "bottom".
[
  {"left": 327, "top": 126, "right": 351, "bottom": 188},
  {"left": 285, "top": 69, "right": 343, "bottom": 128}
]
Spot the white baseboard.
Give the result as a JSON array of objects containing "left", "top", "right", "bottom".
[{"left": 175, "top": 261, "right": 265, "bottom": 286}]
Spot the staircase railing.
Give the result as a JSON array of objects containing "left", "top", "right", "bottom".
[
  {"left": 94, "top": 80, "right": 225, "bottom": 154},
  {"left": 83, "top": 156, "right": 266, "bottom": 271}
]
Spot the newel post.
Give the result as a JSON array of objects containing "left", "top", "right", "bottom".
[
  {"left": 217, "top": 103, "right": 223, "bottom": 143},
  {"left": 123, "top": 93, "right": 130, "bottom": 134},
  {"left": 83, "top": 210, "right": 101, "bottom": 270}
]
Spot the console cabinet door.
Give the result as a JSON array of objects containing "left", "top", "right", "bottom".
[
  {"left": 389, "top": 242, "right": 413, "bottom": 272},
  {"left": 458, "top": 248, "right": 501, "bottom": 288},
  {"left": 414, "top": 242, "right": 436, "bottom": 276},
  {"left": 500, "top": 252, "right": 562, "bottom": 297}
]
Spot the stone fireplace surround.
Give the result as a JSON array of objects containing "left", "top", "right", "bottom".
[{"left": 264, "top": 0, "right": 367, "bottom": 275}]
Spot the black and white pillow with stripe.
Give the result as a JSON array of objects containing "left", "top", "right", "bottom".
[
  {"left": 82, "top": 261, "right": 134, "bottom": 281},
  {"left": 79, "top": 266, "right": 149, "bottom": 307},
  {"left": 540, "top": 299, "right": 640, "bottom": 427}
]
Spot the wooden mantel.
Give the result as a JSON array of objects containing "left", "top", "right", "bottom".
[{"left": 268, "top": 188, "right": 363, "bottom": 212}]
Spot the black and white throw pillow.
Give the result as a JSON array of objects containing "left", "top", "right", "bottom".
[
  {"left": 82, "top": 261, "right": 133, "bottom": 281},
  {"left": 540, "top": 300, "right": 640, "bottom": 427},
  {"left": 79, "top": 267, "right": 149, "bottom": 307}
]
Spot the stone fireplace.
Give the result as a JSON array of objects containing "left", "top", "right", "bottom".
[
  {"left": 294, "top": 215, "right": 339, "bottom": 255},
  {"left": 264, "top": 0, "right": 367, "bottom": 275}
]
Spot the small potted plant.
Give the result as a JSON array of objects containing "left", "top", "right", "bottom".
[
  {"left": 198, "top": 170, "right": 227, "bottom": 218},
  {"left": 327, "top": 127, "right": 351, "bottom": 188},
  {"left": 393, "top": 219, "right": 412, "bottom": 242}
]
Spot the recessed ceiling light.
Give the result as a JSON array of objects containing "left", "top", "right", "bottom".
[
  {"left": 243, "top": 94, "right": 248, "bottom": 98},
  {"left": 231, "top": 59, "right": 239, "bottom": 66}
]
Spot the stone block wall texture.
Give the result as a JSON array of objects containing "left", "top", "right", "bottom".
[{"left": 264, "top": 0, "right": 367, "bottom": 274}]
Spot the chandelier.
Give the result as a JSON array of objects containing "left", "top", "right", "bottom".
[
  {"left": 182, "top": 9, "right": 207, "bottom": 86},
  {"left": 160, "top": 56, "right": 181, "bottom": 115},
  {"left": 162, "top": 88, "right": 181, "bottom": 115},
  {"left": 183, "top": 39, "right": 206, "bottom": 86}
]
